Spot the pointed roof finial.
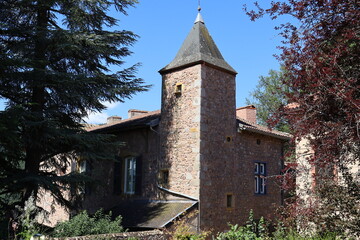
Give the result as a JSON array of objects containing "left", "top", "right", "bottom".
[{"left": 195, "top": 0, "right": 204, "bottom": 23}]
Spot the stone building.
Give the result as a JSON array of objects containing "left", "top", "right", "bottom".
[{"left": 46, "top": 11, "right": 291, "bottom": 233}]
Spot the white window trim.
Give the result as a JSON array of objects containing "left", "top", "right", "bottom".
[
  {"left": 255, "top": 162, "right": 266, "bottom": 194},
  {"left": 79, "top": 160, "right": 87, "bottom": 173}
]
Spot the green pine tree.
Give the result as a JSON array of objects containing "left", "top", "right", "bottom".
[{"left": 0, "top": 0, "right": 149, "bottom": 218}]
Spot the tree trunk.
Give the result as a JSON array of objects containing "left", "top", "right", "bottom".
[{"left": 23, "top": 3, "right": 48, "bottom": 204}]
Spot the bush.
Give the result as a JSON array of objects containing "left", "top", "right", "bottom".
[
  {"left": 169, "top": 211, "right": 209, "bottom": 240},
  {"left": 16, "top": 195, "right": 43, "bottom": 240},
  {"left": 215, "top": 224, "right": 260, "bottom": 240},
  {"left": 217, "top": 224, "right": 339, "bottom": 240},
  {"left": 215, "top": 210, "right": 267, "bottom": 240},
  {"left": 52, "top": 209, "right": 123, "bottom": 237},
  {"left": 273, "top": 229, "right": 339, "bottom": 240}
]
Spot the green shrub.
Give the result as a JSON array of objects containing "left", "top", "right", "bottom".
[
  {"left": 215, "top": 210, "right": 270, "bottom": 240},
  {"left": 215, "top": 224, "right": 260, "bottom": 240},
  {"left": 52, "top": 209, "right": 123, "bottom": 237},
  {"left": 272, "top": 229, "right": 339, "bottom": 240},
  {"left": 16, "top": 195, "right": 43, "bottom": 240},
  {"left": 171, "top": 219, "right": 209, "bottom": 240},
  {"left": 217, "top": 224, "right": 339, "bottom": 240},
  {"left": 169, "top": 211, "right": 209, "bottom": 240}
]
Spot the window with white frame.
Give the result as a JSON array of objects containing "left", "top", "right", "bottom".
[
  {"left": 255, "top": 162, "right": 266, "bottom": 194},
  {"left": 77, "top": 160, "right": 89, "bottom": 194},
  {"left": 124, "top": 157, "right": 136, "bottom": 194},
  {"left": 79, "top": 160, "right": 87, "bottom": 173}
]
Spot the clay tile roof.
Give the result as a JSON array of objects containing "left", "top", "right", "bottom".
[
  {"left": 87, "top": 110, "right": 160, "bottom": 133},
  {"left": 159, "top": 12, "right": 236, "bottom": 75},
  {"left": 236, "top": 105, "right": 256, "bottom": 110},
  {"left": 237, "top": 117, "right": 292, "bottom": 140},
  {"left": 86, "top": 108, "right": 291, "bottom": 140}
]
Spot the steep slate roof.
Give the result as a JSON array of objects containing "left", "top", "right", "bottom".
[{"left": 159, "top": 12, "right": 236, "bottom": 74}]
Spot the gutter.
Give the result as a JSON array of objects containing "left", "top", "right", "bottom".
[{"left": 157, "top": 184, "right": 198, "bottom": 202}]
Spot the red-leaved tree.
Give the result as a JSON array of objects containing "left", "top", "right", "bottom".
[{"left": 246, "top": 0, "right": 359, "bottom": 237}]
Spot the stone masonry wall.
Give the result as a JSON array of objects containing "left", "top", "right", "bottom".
[
  {"left": 233, "top": 131, "right": 284, "bottom": 224},
  {"left": 160, "top": 65, "right": 202, "bottom": 199},
  {"left": 196, "top": 65, "right": 284, "bottom": 232},
  {"left": 43, "top": 127, "right": 160, "bottom": 225},
  {"left": 37, "top": 186, "right": 70, "bottom": 227},
  {"left": 37, "top": 158, "right": 73, "bottom": 227},
  {"left": 82, "top": 127, "right": 160, "bottom": 214},
  {"left": 200, "top": 127, "right": 284, "bottom": 233},
  {"left": 198, "top": 65, "right": 237, "bottom": 232}
]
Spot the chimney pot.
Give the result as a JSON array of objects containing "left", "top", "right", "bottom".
[
  {"left": 236, "top": 105, "right": 257, "bottom": 123},
  {"left": 107, "top": 116, "right": 122, "bottom": 124},
  {"left": 128, "top": 109, "right": 149, "bottom": 118}
]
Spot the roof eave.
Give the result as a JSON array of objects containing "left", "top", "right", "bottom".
[
  {"left": 159, "top": 60, "right": 237, "bottom": 75},
  {"left": 88, "top": 113, "right": 161, "bottom": 133},
  {"left": 238, "top": 124, "right": 292, "bottom": 141}
]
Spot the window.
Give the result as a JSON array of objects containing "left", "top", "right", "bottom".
[
  {"left": 226, "top": 193, "right": 234, "bottom": 209},
  {"left": 77, "top": 160, "right": 91, "bottom": 195},
  {"left": 114, "top": 155, "right": 142, "bottom": 195},
  {"left": 175, "top": 83, "right": 183, "bottom": 95},
  {"left": 255, "top": 162, "right": 266, "bottom": 194},
  {"left": 159, "top": 169, "right": 169, "bottom": 186},
  {"left": 79, "top": 160, "right": 87, "bottom": 173},
  {"left": 225, "top": 136, "right": 233, "bottom": 143},
  {"left": 124, "top": 157, "right": 137, "bottom": 194}
]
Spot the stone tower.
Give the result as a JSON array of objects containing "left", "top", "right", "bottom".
[{"left": 159, "top": 11, "right": 237, "bottom": 230}]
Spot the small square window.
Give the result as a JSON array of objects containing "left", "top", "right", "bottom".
[
  {"left": 175, "top": 83, "right": 183, "bottom": 95},
  {"left": 159, "top": 169, "right": 169, "bottom": 185},
  {"left": 226, "top": 193, "right": 234, "bottom": 208},
  {"left": 225, "top": 136, "right": 233, "bottom": 143}
]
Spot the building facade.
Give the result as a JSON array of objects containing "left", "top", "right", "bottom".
[{"left": 44, "top": 11, "right": 291, "bottom": 233}]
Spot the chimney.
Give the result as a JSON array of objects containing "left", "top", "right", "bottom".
[
  {"left": 128, "top": 109, "right": 149, "bottom": 118},
  {"left": 236, "top": 105, "right": 257, "bottom": 123},
  {"left": 107, "top": 116, "right": 122, "bottom": 124}
]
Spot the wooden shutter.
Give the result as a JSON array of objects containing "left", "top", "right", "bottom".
[
  {"left": 113, "top": 157, "right": 123, "bottom": 195},
  {"left": 135, "top": 155, "right": 142, "bottom": 195}
]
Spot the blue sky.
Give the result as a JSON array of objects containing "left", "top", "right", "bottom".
[{"left": 1, "top": 0, "right": 293, "bottom": 124}]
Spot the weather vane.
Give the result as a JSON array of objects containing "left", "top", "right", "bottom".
[{"left": 198, "top": 0, "right": 201, "bottom": 12}]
